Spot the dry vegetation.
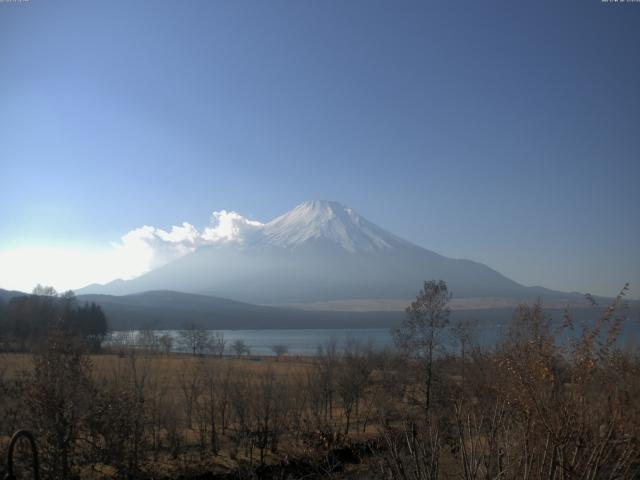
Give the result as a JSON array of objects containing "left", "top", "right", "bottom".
[{"left": 0, "top": 282, "right": 639, "bottom": 479}]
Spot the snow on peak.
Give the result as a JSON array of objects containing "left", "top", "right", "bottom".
[
  {"left": 259, "top": 200, "right": 403, "bottom": 252},
  {"left": 108, "top": 202, "right": 405, "bottom": 280}
]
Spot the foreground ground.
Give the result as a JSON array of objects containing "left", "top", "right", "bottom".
[{"left": 1, "top": 295, "right": 639, "bottom": 479}]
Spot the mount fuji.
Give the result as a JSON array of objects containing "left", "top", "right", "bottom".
[{"left": 78, "top": 201, "right": 570, "bottom": 305}]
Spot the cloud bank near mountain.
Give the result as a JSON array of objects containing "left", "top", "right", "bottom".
[
  {"left": 0, "top": 210, "right": 261, "bottom": 292},
  {"left": 111, "top": 210, "right": 263, "bottom": 271}
]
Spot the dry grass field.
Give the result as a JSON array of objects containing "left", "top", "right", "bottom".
[{"left": 0, "top": 348, "right": 387, "bottom": 479}]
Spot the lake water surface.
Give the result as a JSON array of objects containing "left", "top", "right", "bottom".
[
  {"left": 109, "top": 305, "right": 640, "bottom": 356},
  {"left": 111, "top": 324, "right": 507, "bottom": 356},
  {"left": 111, "top": 310, "right": 640, "bottom": 356}
]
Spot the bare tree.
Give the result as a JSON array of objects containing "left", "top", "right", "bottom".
[
  {"left": 193, "top": 360, "right": 226, "bottom": 454},
  {"left": 231, "top": 339, "right": 250, "bottom": 357},
  {"left": 108, "top": 330, "right": 135, "bottom": 356},
  {"left": 178, "top": 322, "right": 212, "bottom": 356},
  {"left": 337, "top": 337, "right": 373, "bottom": 434},
  {"left": 250, "top": 369, "right": 290, "bottom": 464},
  {"left": 27, "top": 326, "right": 95, "bottom": 479},
  {"left": 136, "top": 326, "right": 158, "bottom": 353},
  {"left": 379, "top": 418, "right": 441, "bottom": 480},
  {"left": 314, "top": 336, "right": 339, "bottom": 425},
  {"left": 32, "top": 284, "right": 58, "bottom": 297},
  {"left": 178, "top": 362, "right": 201, "bottom": 431},
  {"left": 451, "top": 318, "right": 478, "bottom": 394},
  {"left": 271, "top": 343, "right": 289, "bottom": 360},
  {"left": 210, "top": 331, "right": 226, "bottom": 357},
  {"left": 393, "top": 279, "right": 451, "bottom": 415},
  {"left": 158, "top": 333, "right": 173, "bottom": 355}
]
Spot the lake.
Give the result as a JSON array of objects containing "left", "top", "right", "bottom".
[
  {"left": 109, "top": 306, "right": 640, "bottom": 356},
  {"left": 109, "top": 324, "right": 509, "bottom": 356}
]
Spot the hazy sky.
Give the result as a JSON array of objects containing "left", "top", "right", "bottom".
[{"left": 0, "top": 0, "right": 639, "bottom": 297}]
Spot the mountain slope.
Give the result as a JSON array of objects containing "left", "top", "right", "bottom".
[
  {"left": 0, "top": 288, "right": 27, "bottom": 303},
  {"left": 78, "top": 201, "right": 574, "bottom": 304}
]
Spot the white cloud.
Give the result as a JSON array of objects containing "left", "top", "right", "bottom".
[
  {"left": 113, "top": 222, "right": 201, "bottom": 271},
  {"left": 0, "top": 210, "right": 263, "bottom": 293},
  {"left": 202, "top": 210, "right": 263, "bottom": 243}
]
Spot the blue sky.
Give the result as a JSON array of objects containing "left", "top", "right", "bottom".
[{"left": 0, "top": 0, "right": 639, "bottom": 297}]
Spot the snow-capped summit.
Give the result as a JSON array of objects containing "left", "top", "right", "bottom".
[
  {"left": 197, "top": 201, "right": 409, "bottom": 253},
  {"left": 259, "top": 200, "right": 406, "bottom": 252}
]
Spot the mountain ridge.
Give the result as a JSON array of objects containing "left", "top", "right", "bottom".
[{"left": 77, "top": 200, "right": 582, "bottom": 304}]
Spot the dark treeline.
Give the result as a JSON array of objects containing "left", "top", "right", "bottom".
[{"left": 0, "top": 284, "right": 108, "bottom": 352}]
